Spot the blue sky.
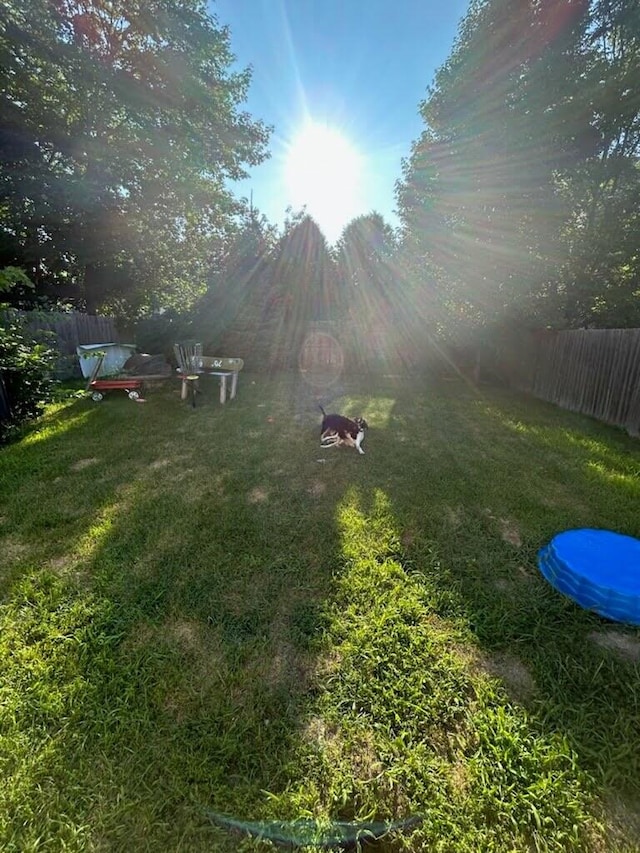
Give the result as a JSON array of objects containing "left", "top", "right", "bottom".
[{"left": 210, "top": 0, "right": 471, "bottom": 244}]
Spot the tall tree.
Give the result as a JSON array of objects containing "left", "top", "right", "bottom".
[
  {"left": 263, "top": 214, "right": 338, "bottom": 367},
  {"left": 335, "top": 212, "right": 397, "bottom": 291},
  {"left": 558, "top": 0, "right": 640, "bottom": 325},
  {"left": 0, "top": 0, "right": 270, "bottom": 313},
  {"left": 395, "top": 0, "right": 640, "bottom": 336},
  {"left": 335, "top": 213, "right": 409, "bottom": 369},
  {"left": 192, "top": 207, "right": 278, "bottom": 352}
]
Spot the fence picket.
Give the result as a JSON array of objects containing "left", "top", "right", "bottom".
[{"left": 503, "top": 328, "right": 640, "bottom": 436}]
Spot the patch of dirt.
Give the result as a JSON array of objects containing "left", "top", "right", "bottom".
[
  {"left": 351, "top": 730, "right": 384, "bottom": 782},
  {"left": 482, "top": 509, "right": 522, "bottom": 547},
  {"left": 247, "top": 486, "right": 269, "bottom": 504},
  {"left": 169, "top": 619, "right": 200, "bottom": 649},
  {"left": 123, "top": 620, "right": 159, "bottom": 652},
  {"left": 47, "top": 555, "right": 70, "bottom": 573},
  {"left": 499, "top": 518, "right": 522, "bottom": 547},
  {"left": 149, "top": 458, "right": 171, "bottom": 470},
  {"left": 482, "top": 651, "right": 536, "bottom": 703},
  {"left": 156, "top": 619, "right": 228, "bottom": 720},
  {"left": 449, "top": 760, "right": 470, "bottom": 797},
  {"left": 302, "top": 716, "right": 342, "bottom": 754},
  {"left": 70, "top": 457, "right": 99, "bottom": 471},
  {"left": 265, "top": 640, "right": 310, "bottom": 690},
  {"left": 164, "top": 452, "right": 191, "bottom": 465},
  {"left": 303, "top": 717, "right": 383, "bottom": 782},
  {"left": 2, "top": 536, "right": 30, "bottom": 562},
  {"left": 313, "top": 647, "right": 343, "bottom": 679},
  {"left": 307, "top": 480, "right": 326, "bottom": 498},
  {"left": 602, "top": 793, "right": 640, "bottom": 852},
  {"left": 162, "top": 691, "right": 190, "bottom": 723},
  {"left": 172, "top": 467, "right": 195, "bottom": 483},
  {"left": 127, "top": 618, "right": 226, "bottom": 678},
  {"left": 539, "top": 484, "right": 590, "bottom": 515},
  {"left": 144, "top": 619, "right": 204, "bottom": 651},
  {"left": 589, "top": 629, "right": 640, "bottom": 662}
]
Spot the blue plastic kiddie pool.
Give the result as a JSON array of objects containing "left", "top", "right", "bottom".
[{"left": 538, "top": 529, "right": 640, "bottom": 625}]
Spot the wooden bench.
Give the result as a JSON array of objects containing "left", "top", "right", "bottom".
[
  {"left": 174, "top": 347, "right": 244, "bottom": 406},
  {"left": 191, "top": 356, "right": 244, "bottom": 404}
]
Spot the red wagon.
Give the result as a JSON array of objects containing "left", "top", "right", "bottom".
[
  {"left": 89, "top": 377, "right": 145, "bottom": 402},
  {"left": 85, "top": 352, "right": 145, "bottom": 402}
]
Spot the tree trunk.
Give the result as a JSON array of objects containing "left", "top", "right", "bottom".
[{"left": 83, "top": 263, "right": 102, "bottom": 314}]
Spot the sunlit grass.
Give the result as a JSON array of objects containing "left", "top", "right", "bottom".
[
  {"left": 70, "top": 488, "right": 136, "bottom": 565},
  {"left": 1, "top": 374, "right": 639, "bottom": 851},
  {"left": 342, "top": 397, "right": 396, "bottom": 428},
  {"left": 19, "top": 407, "right": 94, "bottom": 445},
  {"left": 263, "top": 487, "right": 596, "bottom": 850}
]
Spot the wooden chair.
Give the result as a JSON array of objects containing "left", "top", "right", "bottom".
[{"left": 173, "top": 342, "right": 203, "bottom": 406}]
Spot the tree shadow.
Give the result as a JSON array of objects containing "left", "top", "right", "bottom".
[
  {"left": 374, "top": 379, "right": 640, "bottom": 812},
  {"left": 3, "top": 374, "right": 639, "bottom": 850},
  {"left": 1, "top": 375, "right": 374, "bottom": 850}
]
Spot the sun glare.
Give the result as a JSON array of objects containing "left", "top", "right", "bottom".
[{"left": 283, "top": 122, "right": 364, "bottom": 244}]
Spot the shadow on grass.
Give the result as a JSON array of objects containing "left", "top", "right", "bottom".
[
  {"left": 0, "top": 375, "right": 369, "bottom": 850},
  {"left": 375, "top": 380, "right": 640, "bottom": 804},
  {"left": 2, "top": 374, "right": 640, "bottom": 851}
]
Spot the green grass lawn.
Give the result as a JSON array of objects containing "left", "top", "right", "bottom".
[{"left": 1, "top": 372, "right": 640, "bottom": 852}]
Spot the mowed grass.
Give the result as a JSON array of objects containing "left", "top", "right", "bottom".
[{"left": 1, "top": 372, "right": 640, "bottom": 851}]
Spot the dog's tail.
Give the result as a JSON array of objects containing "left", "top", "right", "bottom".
[{"left": 318, "top": 404, "right": 326, "bottom": 417}]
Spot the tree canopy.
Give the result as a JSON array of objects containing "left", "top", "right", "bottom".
[
  {"left": 396, "top": 0, "right": 640, "bottom": 334},
  {"left": 0, "top": 0, "right": 270, "bottom": 314}
]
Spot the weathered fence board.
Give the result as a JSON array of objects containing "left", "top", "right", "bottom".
[
  {"left": 23, "top": 311, "right": 119, "bottom": 353},
  {"left": 507, "top": 328, "right": 640, "bottom": 436}
]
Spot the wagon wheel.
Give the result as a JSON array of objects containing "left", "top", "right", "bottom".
[
  {"left": 127, "top": 389, "right": 141, "bottom": 400},
  {"left": 91, "top": 391, "right": 104, "bottom": 402}
]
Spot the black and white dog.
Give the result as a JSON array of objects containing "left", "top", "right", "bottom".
[{"left": 319, "top": 405, "right": 368, "bottom": 455}]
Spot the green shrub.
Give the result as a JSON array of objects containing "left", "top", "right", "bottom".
[{"left": 0, "top": 310, "right": 57, "bottom": 443}]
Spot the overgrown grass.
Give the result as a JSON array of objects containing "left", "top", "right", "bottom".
[{"left": 1, "top": 373, "right": 639, "bottom": 851}]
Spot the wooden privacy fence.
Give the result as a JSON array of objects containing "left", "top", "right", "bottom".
[
  {"left": 24, "top": 311, "right": 118, "bottom": 352},
  {"left": 503, "top": 328, "right": 640, "bottom": 436}
]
